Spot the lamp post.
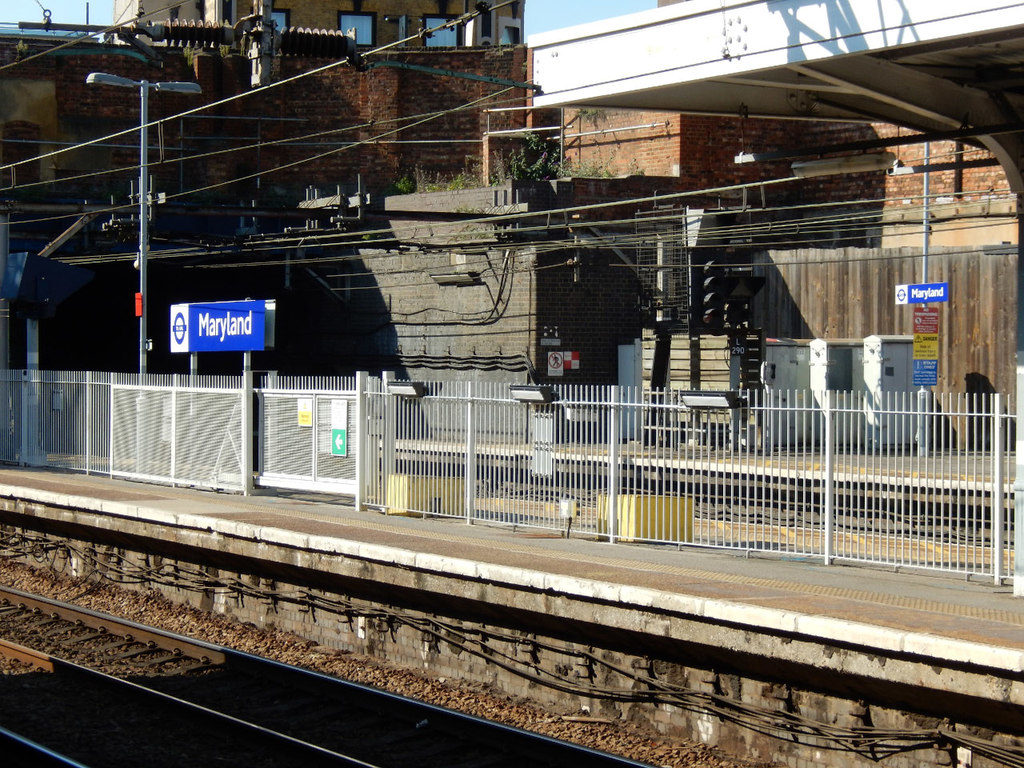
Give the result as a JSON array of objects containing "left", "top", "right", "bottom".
[{"left": 86, "top": 72, "right": 202, "bottom": 374}]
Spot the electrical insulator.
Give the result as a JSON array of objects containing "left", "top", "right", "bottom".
[
  {"left": 159, "top": 19, "right": 234, "bottom": 49},
  {"left": 278, "top": 27, "right": 365, "bottom": 69}
]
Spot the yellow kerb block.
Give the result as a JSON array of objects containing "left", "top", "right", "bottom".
[
  {"left": 598, "top": 494, "right": 693, "bottom": 543},
  {"left": 386, "top": 474, "right": 465, "bottom": 517}
]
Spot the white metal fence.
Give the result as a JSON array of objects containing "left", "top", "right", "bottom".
[
  {"left": 3, "top": 371, "right": 246, "bottom": 492},
  {"left": 0, "top": 370, "right": 1015, "bottom": 581},
  {"left": 257, "top": 374, "right": 361, "bottom": 496},
  {"left": 365, "top": 382, "right": 1015, "bottom": 582}
]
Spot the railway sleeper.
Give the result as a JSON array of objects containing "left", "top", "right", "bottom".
[
  {"left": 92, "top": 639, "right": 136, "bottom": 653},
  {"left": 111, "top": 643, "right": 161, "bottom": 661},
  {"left": 166, "top": 659, "right": 221, "bottom": 675},
  {"left": 134, "top": 652, "right": 184, "bottom": 668},
  {"left": 61, "top": 629, "right": 109, "bottom": 645}
]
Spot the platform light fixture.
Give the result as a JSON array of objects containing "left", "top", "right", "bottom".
[
  {"left": 86, "top": 72, "right": 202, "bottom": 374},
  {"left": 386, "top": 380, "right": 427, "bottom": 398},
  {"left": 679, "top": 390, "right": 744, "bottom": 410},
  {"left": 509, "top": 384, "right": 557, "bottom": 404},
  {"left": 791, "top": 151, "right": 896, "bottom": 178}
]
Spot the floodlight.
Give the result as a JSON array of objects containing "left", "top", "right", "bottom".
[
  {"left": 679, "top": 390, "right": 744, "bottom": 409},
  {"left": 509, "top": 384, "right": 557, "bottom": 404},
  {"left": 387, "top": 381, "right": 427, "bottom": 397},
  {"left": 430, "top": 271, "right": 483, "bottom": 287}
]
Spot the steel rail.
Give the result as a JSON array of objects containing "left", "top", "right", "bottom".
[
  {"left": 0, "top": 724, "right": 92, "bottom": 768},
  {"left": 0, "top": 586, "right": 650, "bottom": 768}
]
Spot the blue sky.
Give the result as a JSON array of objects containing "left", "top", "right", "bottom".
[
  {"left": 2, "top": 1, "right": 660, "bottom": 36},
  {"left": 2, "top": 1, "right": 117, "bottom": 27},
  {"left": 525, "top": 1, "right": 658, "bottom": 38}
]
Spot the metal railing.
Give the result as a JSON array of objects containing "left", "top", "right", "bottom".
[
  {"left": 366, "top": 382, "right": 1015, "bottom": 582},
  {"left": 1, "top": 370, "right": 1015, "bottom": 581}
]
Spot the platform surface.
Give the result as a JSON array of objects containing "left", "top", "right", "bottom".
[{"left": 0, "top": 467, "right": 1021, "bottom": 667}]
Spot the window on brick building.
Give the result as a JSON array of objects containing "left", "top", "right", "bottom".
[
  {"left": 423, "top": 16, "right": 458, "bottom": 47},
  {"left": 339, "top": 12, "right": 375, "bottom": 45},
  {"left": 271, "top": 9, "right": 290, "bottom": 29}
]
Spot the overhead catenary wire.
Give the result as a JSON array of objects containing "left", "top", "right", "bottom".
[
  {"left": 2, "top": 15, "right": 1011, "bottom": 274},
  {"left": 0, "top": 0, "right": 193, "bottom": 74},
  {"left": 1, "top": 6, "right": 1010, "bottom": 268},
  {"left": 54, "top": 184, "right": 1015, "bottom": 279},
  {"left": 2, "top": 0, "right": 1010, "bottom": 264}
]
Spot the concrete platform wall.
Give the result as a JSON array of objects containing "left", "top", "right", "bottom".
[{"left": 0, "top": 494, "right": 1021, "bottom": 768}]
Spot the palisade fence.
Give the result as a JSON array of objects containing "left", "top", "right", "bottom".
[{"left": 0, "top": 370, "right": 1015, "bottom": 582}]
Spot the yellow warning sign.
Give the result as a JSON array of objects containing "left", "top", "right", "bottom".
[
  {"left": 297, "top": 398, "right": 313, "bottom": 427},
  {"left": 913, "top": 334, "right": 938, "bottom": 360}
]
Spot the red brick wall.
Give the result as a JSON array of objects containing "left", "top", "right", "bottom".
[
  {"left": 560, "top": 108, "right": 1009, "bottom": 212},
  {"left": 0, "top": 39, "right": 529, "bottom": 202}
]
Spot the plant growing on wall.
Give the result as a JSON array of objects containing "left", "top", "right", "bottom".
[{"left": 505, "top": 132, "right": 562, "bottom": 181}]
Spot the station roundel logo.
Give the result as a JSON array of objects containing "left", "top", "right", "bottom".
[{"left": 172, "top": 311, "right": 188, "bottom": 345}]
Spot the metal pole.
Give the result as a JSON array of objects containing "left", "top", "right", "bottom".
[
  {"left": 607, "top": 385, "right": 620, "bottom": 544},
  {"left": 382, "top": 371, "right": 396, "bottom": 511},
  {"left": 1014, "top": 197, "right": 1024, "bottom": 596},
  {"left": 139, "top": 83, "right": 150, "bottom": 375},
  {"left": 993, "top": 392, "right": 1004, "bottom": 585},
  {"left": 823, "top": 390, "right": 834, "bottom": 565},
  {"left": 917, "top": 142, "right": 932, "bottom": 457},
  {"left": 0, "top": 211, "right": 8, "bottom": 369},
  {"left": 242, "top": 350, "right": 253, "bottom": 495},
  {"left": 354, "top": 370, "right": 367, "bottom": 511},
  {"left": 464, "top": 381, "right": 476, "bottom": 525}
]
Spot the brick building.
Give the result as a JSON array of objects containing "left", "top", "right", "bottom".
[{"left": 113, "top": 0, "right": 524, "bottom": 47}]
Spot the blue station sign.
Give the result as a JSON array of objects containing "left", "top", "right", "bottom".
[
  {"left": 894, "top": 282, "right": 949, "bottom": 305},
  {"left": 170, "top": 299, "right": 275, "bottom": 353}
]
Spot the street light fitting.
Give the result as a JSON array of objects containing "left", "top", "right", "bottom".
[
  {"left": 86, "top": 72, "right": 202, "bottom": 374},
  {"left": 86, "top": 72, "right": 202, "bottom": 94}
]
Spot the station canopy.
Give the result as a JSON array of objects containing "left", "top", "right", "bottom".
[{"left": 530, "top": 0, "right": 1024, "bottom": 176}]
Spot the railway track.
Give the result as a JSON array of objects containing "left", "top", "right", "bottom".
[{"left": 0, "top": 586, "right": 649, "bottom": 768}]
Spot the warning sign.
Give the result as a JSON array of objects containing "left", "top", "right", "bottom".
[
  {"left": 913, "top": 306, "right": 939, "bottom": 334},
  {"left": 547, "top": 351, "right": 564, "bottom": 377},
  {"left": 297, "top": 398, "right": 313, "bottom": 427},
  {"left": 913, "top": 334, "right": 939, "bottom": 360}
]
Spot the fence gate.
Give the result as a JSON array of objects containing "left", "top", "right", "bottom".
[
  {"left": 110, "top": 376, "right": 246, "bottom": 492},
  {"left": 257, "top": 380, "right": 359, "bottom": 496}
]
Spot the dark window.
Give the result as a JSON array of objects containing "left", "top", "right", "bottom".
[
  {"left": 222, "top": 0, "right": 233, "bottom": 23},
  {"left": 339, "top": 12, "right": 375, "bottom": 45},
  {"left": 271, "top": 9, "right": 290, "bottom": 29},
  {"left": 424, "top": 16, "right": 458, "bottom": 47},
  {"left": 500, "top": 24, "right": 521, "bottom": 44}
]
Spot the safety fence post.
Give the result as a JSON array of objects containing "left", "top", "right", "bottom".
[
  {"left": 354, "top": 370, "right": 368, "bottom": 511},
  {"left": 607, "top": 385, "right": 620, "bottom": 545},
  {"left": 465, "top": 381, "right": 476, "bottom": 525},
  {"left": 823, "top": 390, "right": 834, "bottom": 565},
  {"left": 993, "top": 393, "right": 1005, "bottom": 584}
]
